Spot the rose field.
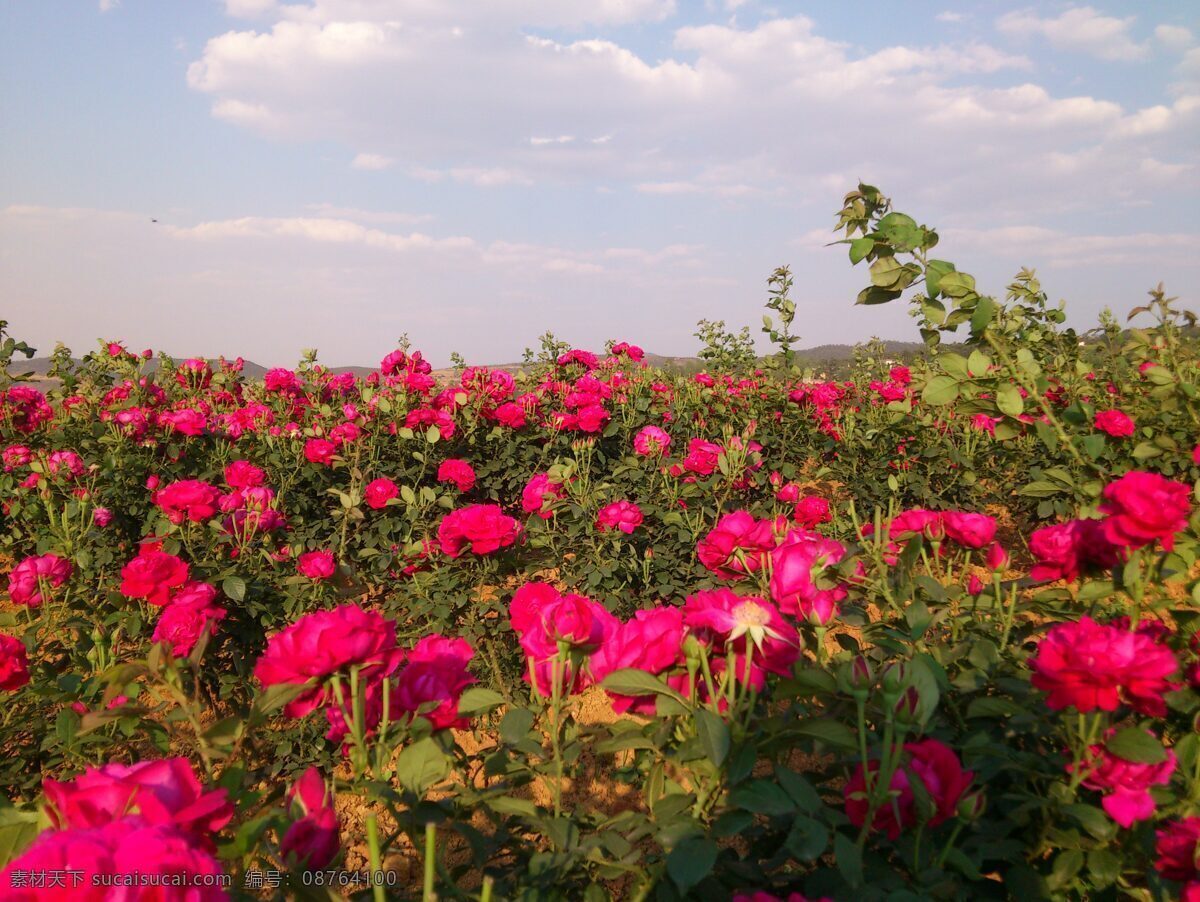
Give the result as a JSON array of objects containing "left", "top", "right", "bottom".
[{"left": 3, "top": 186, "right": 1200, "bottom": 901}]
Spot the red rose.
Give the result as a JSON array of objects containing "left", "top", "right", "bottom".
[
  {"left": 297, "top": 550, "right": 336, "bottom": 580},
  {"left": 153, "top": 479, "right": 222, "bottom": 525},
  {"left": 0, "top": 633, "right": 30, "bottom": 691},
  {"left": 845, "top": 739, "right": 973, "bottom": 839},
  {"left": 43, "top": 757, "right": 234, "bottom": 842},
  {"left": 1099, "top": 470, "right": 1191, "bottom": 551},
  {"left": 1094, "top": 409, "right": 1135, "bottom": 437},
  {"left": 436, "top": 459, "right": 477, "bottom": 493},
  {"left": 119, "top": 548, "right": 190, "bottom": 606},
  {"left": 1030, "top": 616, "right": 1179, "bottom": 714},
  {"left": 437, "top": 504, "right": 522, "bottom": 557},
  {"left": 364, "top": 477, "right": 399, "bottom": 510}
]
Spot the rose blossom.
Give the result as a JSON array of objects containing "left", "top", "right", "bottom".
[
  {"left": 254, "top": 604, "right": 404, "bottom": 719},
  {"left": 1156, "top": 817, "right": 1200, "bottom": 886},
  {"left": 390, "top": 635, "right": 476, "bottom": 730},
  {"left": 1, "top": 818, "right": 229, "bottom": 901},
  {"left": 696, "top": 511, "right": 778, "bottom": 579},
  {"left": 1073, "top": 729, "right": 1177, "bottom": 827},
  {"left": 364, "top": 477, "right": 399, "bottom": 510},
  {"left": 1029, "top": 519, "right": 1121, "bottom": 583},
  {"left": 769, "top": 531, "right": 853, "bottom": 626},
  {"left": 521, "top": 473, "right": 565, "bottom": 518},
  {"left": 633, "top": 425, "right": 672, "bottom": 456},
  {"left": 845, "top": 738, "right": 973, "bottom": 839},
  {"left": 0, "top": 633, "right": 30, "bottom": 691},
  {"left": 1098, "top": 470, "right": 1191, "bottom": 551},
  {"left": 794, "top": 495, "right": 832, "bottom": 529},
  {"left": 304, "top": 438, "right": 338, "bottom": 465},
  {"left": 1029, "top": 616, "right": 1179, "bottom": 715},
  {"left": 509, "top": 583, "right": 618, "bottom": 694},
  {"left": 153, "top": 480, "right": 222, "bottom": 525},
  {"left": 437, "top": 459, "right": 477, "bottom": 493},
  {"left": 297, "top": 550, "right": 336, "bottom": 580},
  {"left": 119, "top": 547, "right": 190, "bottom": 607},
  {"left": 683, "top": 588, "right": 799, "bottom": 681},
  {"left": 280, "top": 767, "right": 340, "bottom": 869},
  {"left": 43, "top": 757, "right": 233, "bottom": 840},
  {"left": 596, "top": 500, "right": 643, "bottom": 535},
  {"left": 152, "top": 583, "right": 227, "bottom": 658},
  {"left": 223, "top": 460, "right": 265, "bottom": 490},
  {"left": 591, "top": 607, "right": 686, "bottom": 714},
  {"left": 1094, "top": 409, "right": 1135, "bottom": 437},
  {"left": 8, "top": 553, "right": 72, "bottom": 608},
  {"left": 438, "top": 505, "right": 522, "bottom": 557}
]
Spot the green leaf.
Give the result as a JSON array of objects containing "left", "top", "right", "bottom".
[
  {"left": 667, "top": 837, "right": 717, "bottom": 894},
  {"left": 221, "top": 576, "right": 246, "bottom": 603},
  {"left": 966, "top": 350, "right": 991, "bottom": 378},
  {"left": 785, "top": 816, "right": 829, "bottom": 861},
  {"left": 877, "top": 212, "right": 924, "bottom": 252},
  {"left": 834, "top": 831, "right": 863, "bottom": 888},
  {"left": 694, "top": 709, "right": 730, "bottom": 767},
  {"left": 996, "top": 384, "right": 1024, "bottom": 417},
  {"left": 456, "top": 687, "right": 505, "bottom": 716},
  {"left": 856, "top": 285, "right": 902, "bottom": 306},
  {"left": 1106, "top": 727, "right": 1168, "bottom": 764},
  {"left": 0, "top": 807, "right": 40, "bottom": 868},
  {"left": 848, "top": 237, "right": 874, "bottom": 264},
  {"left": 396, "top": 737, "right": 449, "bottom": 795},
  {"left": 792, "top": 718, "right": 857, "bottom": 750},
  {"left": 925, "top": 259, "right": 956, "bottom": 297},
  {"left": 600, "top": 669, "right": 688, "bottom": 705},
  {"left": 922, "top": 375, "right": 960, "bottom": 406}
]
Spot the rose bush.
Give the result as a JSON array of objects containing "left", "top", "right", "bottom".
[{"left": 0, "top": 186, "right": 1199, "bottom": 898}]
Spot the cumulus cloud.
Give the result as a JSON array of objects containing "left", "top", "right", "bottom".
[
  {"left": 996, "top": 7, "right": 1147, "bottom": 61},
  {"left": 182, "top": 4, "right": 1198, "bottom": 225},
  {"left": 1156, "top": 24, "right": 1194, "bottom": 51},
  {"left": 350, "top": 152, "right": 394, "bottom": 170}
]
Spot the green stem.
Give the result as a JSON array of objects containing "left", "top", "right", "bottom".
[{"left": 366, "top": 813, "right": 385, "bottom": 902}]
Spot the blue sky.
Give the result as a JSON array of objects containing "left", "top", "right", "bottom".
[{"left": 1, "top": 1, "right": 1197, "bottom": 366}]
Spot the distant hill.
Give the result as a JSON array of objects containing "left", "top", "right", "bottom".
[{"left": 9, "top": 340, "right": 948, "bottom": 386}]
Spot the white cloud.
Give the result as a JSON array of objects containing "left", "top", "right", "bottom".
[
  {"left": 996, "top": 7, "right": 1147, "bottom": 61},
  {"left": 1156, "top": 24, "right": 1194, "bottom": 51},
  {"left": 182, "top": 7, "right": 1200, "bottom": 223},
  {"left": 350, "top": 152, "right": 394, "bottom": 170},
  {"left": 0, "top": 204, "right": 724, "bottom": 365},
  {"left": 98, "top": 0, "right": 119, "bottom": 11},
  {"left": 935, "top": 11, "right": 963, "bottom": 24}
]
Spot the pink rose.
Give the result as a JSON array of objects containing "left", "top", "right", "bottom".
[
  {"left": 633, "top": 426, "right": 671, "bottom": 456},
  {"left": 304, "top": 438, "right": 338, "bottom": 465},
  {"left": 1072, "top": 729, "right": 1176, "bottom": 827},
  {"left": 437, "top": 505, "right": 522, "bottom": 557},
  {"left": 521, "top": 473, "right": 565, "bottom": 518},
  {"left": 696, "top": 511, "right": 778, "bottom": 579},
  {"left": 845, "top": 739, "right": 973, "bottom": 840},
  {"left": 43, "top": 757, "right": 234, "bottom": 841},
  {"left": 8, "top": 554, "right": 72, "bottom": 608},
  {"left": 1094, "top": 409, "right": 1135, "bottom": 437},
  {"left": 364, "top": 477, "right": 399, "bottom": 510},
  {"left": 596, "top": 500, "right": 643, "bottom": 534},
  {"left": 437, "top": 459, "right": 477, "bottom": 493},
  {"left": 153, "top": 480, "right": 222, "bottom": 525},
  {"left": 254, "top": 604, "right": 404, "bottom": 719},
  {"left": 152, "top": 583, "right": 227, "bottom": 658},
  {"left": 1030, "top": 616, "right": 1179, "bottom": 715},
  {"left": 769, "top": 531, "right": 853, "bottom": 626},
  {"left": 1, "top": 818, "right": 229, "bottom": 901},
  {"left": 1099, "top": 471, "right": 1191, "bottom": 551},
  {"left": 297, "top": 550, "right": 336, "bottom": 580},
  {"left": 0, "top": 633, "right": 30, "bottom": 691},
  {"left": 119, "top": 548, "right": 190, "bottom": 607}
]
